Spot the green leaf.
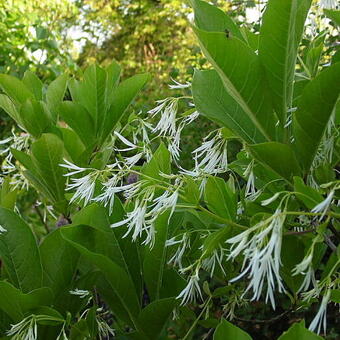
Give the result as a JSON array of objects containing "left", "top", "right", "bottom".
[
  {"left": 61, "top": 225, "right": 141, "bottom": 326},
  {"left": 59, "top": 128, "right": 86, "bottom": 163},
  {"left": 102, "top": 60, "right": 122, "bottom": 111},
  {"left": 192, "top": 70, "right": 267, "bottom": 144},
  {"left": 183, "top": 177, "right": 201, "bottom": 205},
  {"left": 142, "top": 143, "right": 171, "bottom": 181},
  {"left": 40, "top": 229, "right": 79, "bottom": 302},
  {"left": 99, "top": 73, "right": 150, "bottom": 144},
  {"left": 329, "top": 289, "right": 340, "bottom": 303},
  {"left": 10, "top": 149, "right": 58, "bottom": 205},
  {"left": 46, "top": 73, "right": 68, "bottom": 121},
  {"left": 306, "top": 43, "right": 324, "bottom": 78},
  {"left": 190, "top": 0, "right": 244, "bottom": 40},
  {"left": 192, "top": 27, "right": 276, "bottom": 142},
  {"left": 0, "top": 74, "right": 34, "bottom": 105},
  {"left": 22, "top": 71, "right": 43, "bottom": 100},
  {"left": 0, "top": 281, "right": 53, "bottom": 322},
  {"left": 79, "top": 64, "right": 107, "bottom": 131},
  {"left": 19, "top": 99, "right": 52, "bottom": 138},
  {"left": 259, "top": 0, "right": 312, "bottom": 124},
  {"left": 137, "top": 298, "right": 176, "bottom": 339},
  {"left": 0, "top": 94, "right": 22, "bottom": 125},
  {"left": 30, "top": 133, "right": 66, "bottom": 209},
  {"left": 0, "top": 177, "right": 17, "bottom": 210},
  {"left": 59, "top": 101, "right": 96, "bottom": 148},
  {"left": 0, "top": 207, "right": 43, "bottom": 292},
  {"left": 278, "top": 320, "right": 323, "bottom": 339},
  {"left": 73, "top": 203, "right": 142, "bottom": 297},
  {"left": 281, "top": 235, "right": 304, "bottom": 293},
  {"left": 204, "top": 176, "right": 237, "bottom": 221},
  {"left": 324, "top": 9, "right": 340, "bottom": 26},
  {"left": 248, "top": 142, "right": 301, "bottom": 182},
  {"left": 293, "top": 62, "right": 340, "bottom": 172},
  {"left": 213, "top": 319, "right": 252, "bottom": 340},
  {"left": 143, "top": 212, "right": 170, "bottom": 301},
  {"left": 293, "top": 176, "right": 323, "bottom": 209}
]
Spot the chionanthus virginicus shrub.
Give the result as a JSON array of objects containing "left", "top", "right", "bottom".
[{"left": 0, "top": 0, "right": 340, "bottom": 339}]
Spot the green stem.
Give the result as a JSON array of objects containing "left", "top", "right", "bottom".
[{"left": 182, "top": 297, "right": 212, "bottom": 340}]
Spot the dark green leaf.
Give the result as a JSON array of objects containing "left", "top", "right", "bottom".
[
  {"left": 278, "top": 320, "right": 323, "bottom": 339},
  {"left": 190, "top": 0, "right": 244, "bottom": 40},
  {"left": 46, "top": 73, "right": 68, "bottom": 121},
  {"left": 249, "top": 142, "right": 301, "bottom": 182},
  {"left": 99, "top": 73, "right": 150, "bottom": 144},
  {"left": 192, "top": 70, "right": 267, "bottom": 144},
  {"left": 0, "top": 207, "right": 42, "bottom": 292},
  {"left": 204, "top": 176, "right": 237, "bottom": 221},
  {"left": 59, "top": 101, "right": 96, "bottom": 148},
  {"left": 19, "top": 99, "right": 52, "bottom": 138},
  {"left": 259, "top": 0, "right": 312, "bottom": 124},
  {"left": 30, "top": 133, "right": 66, "bottom": 209},
  {"left": 138, "top": 298, "right": 176, "bottom": 339},
  {"left": 61, "top": 225, "right": 141, "bottom": 326},
  {"left": 293, "top": 176, "right": 323, "bottom": 209},
  {"left": 0, "top": 281, "right": 53, "bottom": 322},
  {"left": 40, "top": 229, "right": 79, "bottom": 302},
  {"left": 213, "top": 319, "right": 252, "bottom": 340},
  {"left": 192, "top": 27, "right": 276, "bottom": 142},
  {"left": 143, "top": 211, "right": 170, "bottom": 301},
  {"left": 293, "top": 62, "right": 340, "bottom": 171},
  {"left": 0, "top": 74, "right": 34, "bottom": 105}
]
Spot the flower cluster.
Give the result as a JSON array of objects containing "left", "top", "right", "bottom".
[{"left": 226, "top": 209, "right": 286, "bottom": 309}]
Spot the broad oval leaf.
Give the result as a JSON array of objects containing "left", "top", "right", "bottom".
[
  {"left": 249, "top": 142, "right": 301, "bottom": 182},
  {"left": 0, "top": 281, "right": 53, "bottom": 322},
  {"left": 278, "top": 320, "right": 323, "bottom": 339},
  {"left": 193, "top": 27, "right": 276, "bottom": 142},
  {"left": 293, "top": 62, "right": 340, "bottom": 172},
  {"left": 59, "top": 101, "right": 96, "bottom": 148},
  {"left": 213, "top": 319, "right": 252, "bottom": 340},
  {"left": 192, "top": 70, "right": 268, "bottom": 144},
  {"left": 0, "top": 207, "right": 43, "bottom": 292},
  {"left": 259, "top": 0, "right": 312, "bottom": 125}
]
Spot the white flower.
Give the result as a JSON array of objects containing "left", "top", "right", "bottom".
[
  {"left": 202, "top": 246, "right": 226, "bottom": 277},
  {"left": 183, "top": 110, "right": 199, "bottom": 124},
  {"left": 309, "top": 290, "right": 331, "bottom": 334},
  {"left": 193, "top": 130, "right": 228, "bottom": 175},
  {"left": 243, "top": 161, "right": 261, "bottom": 200},
  {"left": 292, "top": 253, "right": 313, "bottom": 276},
  {"left": 311, "top": 190, "right": 334, "bottom": 219},
  {"left": 319, "top": 0, "right": 338, "bottom": 9},
  {"left": 0, "top": 224, "right": 7, "bottom": 233},
  {"left": 97, "top": 319, "right": 115, "bottom": 338},
  {"left": 261, "top": 192, "right": 281, "bottom": 206},
  {"left": 69, "top": 288, "right": 90, "bottom": 298},
  {"left": 93, "top": 175, "right": 137, "bottom": 214},
  {"left": 59, "top": 159, "right": 88, "bottom": 176},
  {"left": 56, "top": 326, "right": 69, "bottom": 340},
  {"left": 227, "top": 210, "right": 286, "bottom": 309},
  {"left": 114, "top": 131, "right": 138, "bottom": 151},
  {"left": 169, "top": 78, "right": 191, "bottom": 89},
  {"left": 167, "top": 233, "right": 190, "bottom": 269},
  {"left": 7, "top": 315, "right": 38, "bottom": 340},
  {"left": 292, "top": 252, "right": 317, "bottom": 293},
  {"left": 67, "top": 173, "right": 98, "bottom": 205},
  {"left": 298, "top": 267, "right": 316, "bottom": 293},
  {"left": 150, "top": 98, "right": 179, "bottom": 137},
  {"left": 124, "top": 152, "right": 144, "bottom": 167},
  {"left": 176, "top": 273, "right": 203, "bottom": 305},
  {"left": 150, "top": 189, "right": 179, "bottom": 220},
  {"left": 111, "top": 188, "right": 156, "bottom": 246}
]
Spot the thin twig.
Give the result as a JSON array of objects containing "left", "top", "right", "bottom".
[{"left": 34, "top": 204, "right": 49, "bottom": 234}]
